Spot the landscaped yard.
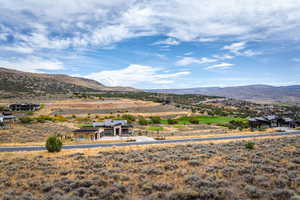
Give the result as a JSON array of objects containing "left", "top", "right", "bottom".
[
  {"left": 161, "top": 115, "right": 245, "bottom": 125},
  {"left": 146, "top": 126, "right": 164, "bottom": 131}
]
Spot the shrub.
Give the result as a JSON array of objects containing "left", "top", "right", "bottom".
[
  {"left": 150, "top": 116, "right": 161, "bottom": 124},
  {"left": 35, "top": 115, "right": 54, "bottom": 122},
  {"left": 46, "top": 136, "right": 63, "bottom": 152},
  {"left": 154, "top": 136, "right": 166, "bottom": 140},
  {"left": 245, "top": 142, "right": 255, "bottom": 150},
  {"left": 122, "top": 114, "right": 136, "bottom": 123},
  {"left": 125, "top": 139, "right": 136, "bottom": 142},
  {"left": 36, "top": 118, "right": 46, "bottom": 123},
  {"left": 167, "top": 118, "right": 177, "bottom": 125},
  {"left": 189, "top": 119, "right": 199, "bottom": 124},
  {"left": 19, "top": 117, "right": 33, "bottom": 124},
  {"left": 53, "top": 115, "right": 68, "bottom": 122},
  {"left": 138, "top": 118, "right": 148, "bottom": 125}
]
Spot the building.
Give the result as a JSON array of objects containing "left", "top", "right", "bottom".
[
  {"left": 0, "top": 112, "right": 16, "bottom": 129},
  {"left": 9, "top": 104, "right": 41, "bottom": 111},
  {"left": 249, "top": 115, "right": 297, "bottom": 129},
  {"left": 73, "top": 120, "right": 133, "bottom": 141}
]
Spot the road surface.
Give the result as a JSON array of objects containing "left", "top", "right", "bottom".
[{"left": 0, "top": 131, "right": 299, "bottom": 152}]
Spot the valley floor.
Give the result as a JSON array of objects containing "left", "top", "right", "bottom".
[{"left": 1, "top": 136, "right": 300, "bottom": 199}]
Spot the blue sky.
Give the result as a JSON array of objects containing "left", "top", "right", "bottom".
[{"left": 0, "top": 0, "right": 300, "bottom": 89}]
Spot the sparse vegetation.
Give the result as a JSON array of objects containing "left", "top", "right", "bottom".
[
  {"left": 19, "top": 116, "right": 33, "bottom": 124},
  {"left": 1, "top": 137, "right": 300, "bottom": 199},
  {"left": 245, "top": 142, "right": 255, "bottom": 149}
]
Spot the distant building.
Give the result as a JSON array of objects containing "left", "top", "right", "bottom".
[
  {"left": 73, "top": 120, "right": 133, "bottom": 141},
  {"left": 0, "top": 112, "right": 16, "bottom": 129},
  {"left": 249, "top": 115, "right": 296, "bottom": 129},
  {"left": 9, "top": 104, "right": 41, "bottom": 111}
]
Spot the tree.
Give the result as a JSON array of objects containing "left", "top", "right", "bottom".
[
  {"left": 150, "top": 116, "right": 161, "bottom": 124},
  {"left": 46, "top": 136, "right": 63, "bottom": 152},
  {"left": 138, "top": 118, "right": 148, "bottom": 125},
  {"left": 167, "top": 118, "right": 177, "bottom": 125},
  {"left": 189, "top": 119, "right": 199, "bottom": 124}
]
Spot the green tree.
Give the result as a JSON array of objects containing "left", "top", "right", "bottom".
[
  {"left": 46, "top": 136, "right": 63, "bottom": 152},
  {"left": 150, "top": 116, "right": 161, "bottom": 124},
  {"left": 138, "top": 118, "right": 148, "bottom": 125}
]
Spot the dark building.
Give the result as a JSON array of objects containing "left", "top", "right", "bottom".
[
  {"left": 9, "top": 104, "right": 41, "bottom": 111},
  {"left": 249, "top": 115, "right": 297, "bottom": 129}
]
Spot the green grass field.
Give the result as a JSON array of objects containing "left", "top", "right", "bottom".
[
  {"left": 160, "top": 116, "right": 245, "bottom": 125},
  {"left": 146, "top": 126, "right": 164, "bottom": 131},
  {"left": 173, "top": 125, "right": 185, "bottom": 129}
]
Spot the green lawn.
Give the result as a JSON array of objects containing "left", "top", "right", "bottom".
[
  {"left": 146, "top": 126, "right": 164, "bottom": 131},
  {"left": 159, "top": 115, "right": 245, "bottom": 125},
  {"left": 173, "top": 125, "right": 185, "bottom": 129},
  {"left": 177, "top": 116, "right": 245, "bottom": 124}
]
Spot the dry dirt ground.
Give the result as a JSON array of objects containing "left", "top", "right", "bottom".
[
  {"left": 0, "top": 136, "right": 300, "bottom": 200},
  {"left": 0, "top": 123, "right": 73, "bottom": 144},
  {"left": 34, "top": 99, "right": 187, "bottom": 117}
]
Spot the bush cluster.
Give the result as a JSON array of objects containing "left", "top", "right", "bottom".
[{"left": 46, "top": 136, "right": 63, "bottom": 152}]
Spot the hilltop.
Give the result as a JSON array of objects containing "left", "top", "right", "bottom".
[
  {"left": 0, "top": 67, "right": 137, "bottom": 99},
  {"left": 147, "top": 85, "right": 300, "bottom": 104}
]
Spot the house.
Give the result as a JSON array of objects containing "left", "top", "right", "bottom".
[
  {"left": 278, "top": 117, "right": 296, "bottom": 128},
  {"left": 248, "top": 117, "right": 271, "bottom": 129},
  {"left": 9, "top": 104, "right": 41, "bottom": 111},
  {"left": 249, "top": 115, "right": 297, "bottom": 129},
  {"left": 1, "top": 112, "right": 16, "bottom": 123},
  {"left": 0, "top": 112, "right": 16, "bottom": 129},
  {"left": 73, "top": 120, "right": 133, "bottom": 141}
]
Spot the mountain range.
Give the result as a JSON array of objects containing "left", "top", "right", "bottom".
[
  {"left": 0, "top": 67, "right": 136, "bottom": 98},
  {"left": 147, "top": 85, "right": 300, "bottom": 104}
]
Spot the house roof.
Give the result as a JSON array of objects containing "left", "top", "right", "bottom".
[
  {"left": 264, "top": 115, "right": 278, "bottom": 120},
  {"left": 282, "top": 117, "right": 293, "bottom": 122},
  {"left": 73, "top": 127, "right": 99, "bottom": 133},
  {"left": 3, "top": 115, "right": 16, "bottom": 119},
  {"left": 93, "top": 120, "right": 128, "bottom": 127}
]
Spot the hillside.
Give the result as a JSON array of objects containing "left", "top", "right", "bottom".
[
  {"left": 0, "top": 67, "right": 136, "bottom": 98},
  {"left": 147, "top": 85, "right": 300, "bottom": 104}
]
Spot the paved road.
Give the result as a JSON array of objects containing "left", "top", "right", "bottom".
[{"left": 1, "top": 131, "right": 300, "bottom": 152}]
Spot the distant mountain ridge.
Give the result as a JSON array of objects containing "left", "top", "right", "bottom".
[
  {"left": 0, "top": 67, "right": 137, "bottom": 97},
  {"left": 147, "top": 85, "right": 300, "bottom": 104}
]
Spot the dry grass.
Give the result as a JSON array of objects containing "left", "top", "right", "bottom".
[
  {"left": 34, "top": 98, "right": 161, "bottom": 116},
  {"left": 0, "top": 135, "right": 299, "bottom": 199}
]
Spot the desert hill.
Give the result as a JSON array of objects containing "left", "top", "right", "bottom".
[
  {"left": 147, "top": 84, "right": 300, "bottom": 104},
  {"left": 0, "top": 67, "right": 136, "bottom": 98}
]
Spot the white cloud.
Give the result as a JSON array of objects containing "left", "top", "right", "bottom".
[
  {"left": 85, "top": 64, "right": 190, "bottom": 87},
  {"left": 205, "top": 62, "right": 234, "bottom": 70},
  {"left": 176, "top": 57, "right": 217, "bottom": 66},
  {"left": 153, "top": 38, "right": 180, "bottom": 46},
  {"left": 223, "top": 42, "right": 246, "bottom": 54},
  {"left": 223, "top": 42, "right": 261, "bottom": 56},
  {"left": 291, "top": 58, "right": 300, "bottom": 62},
  {"left": 0, "top": 56, "right": 64, "bottom": 72},
  {"left": 197, "top": 37, "right": 218, "bottom": 42},
  {"left": 1, "top": 0, "right": 300, "bottom": 53},
  {"left": 213, "top": 54, "right": 234, "bottom": 60},
  {"left": 1, "top": 46, "right": 34, "bottom": 54}
]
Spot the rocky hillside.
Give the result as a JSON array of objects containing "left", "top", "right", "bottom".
[
  {"left": 0, "top": 67, "right": 136, "bottom": 98},
  {"left": 147, "top": 85, "right": 300, "bottom": 104}
]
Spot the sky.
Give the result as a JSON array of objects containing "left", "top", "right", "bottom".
[{"left": 0, "top": 0, "right": 300, "bottom": 89}]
